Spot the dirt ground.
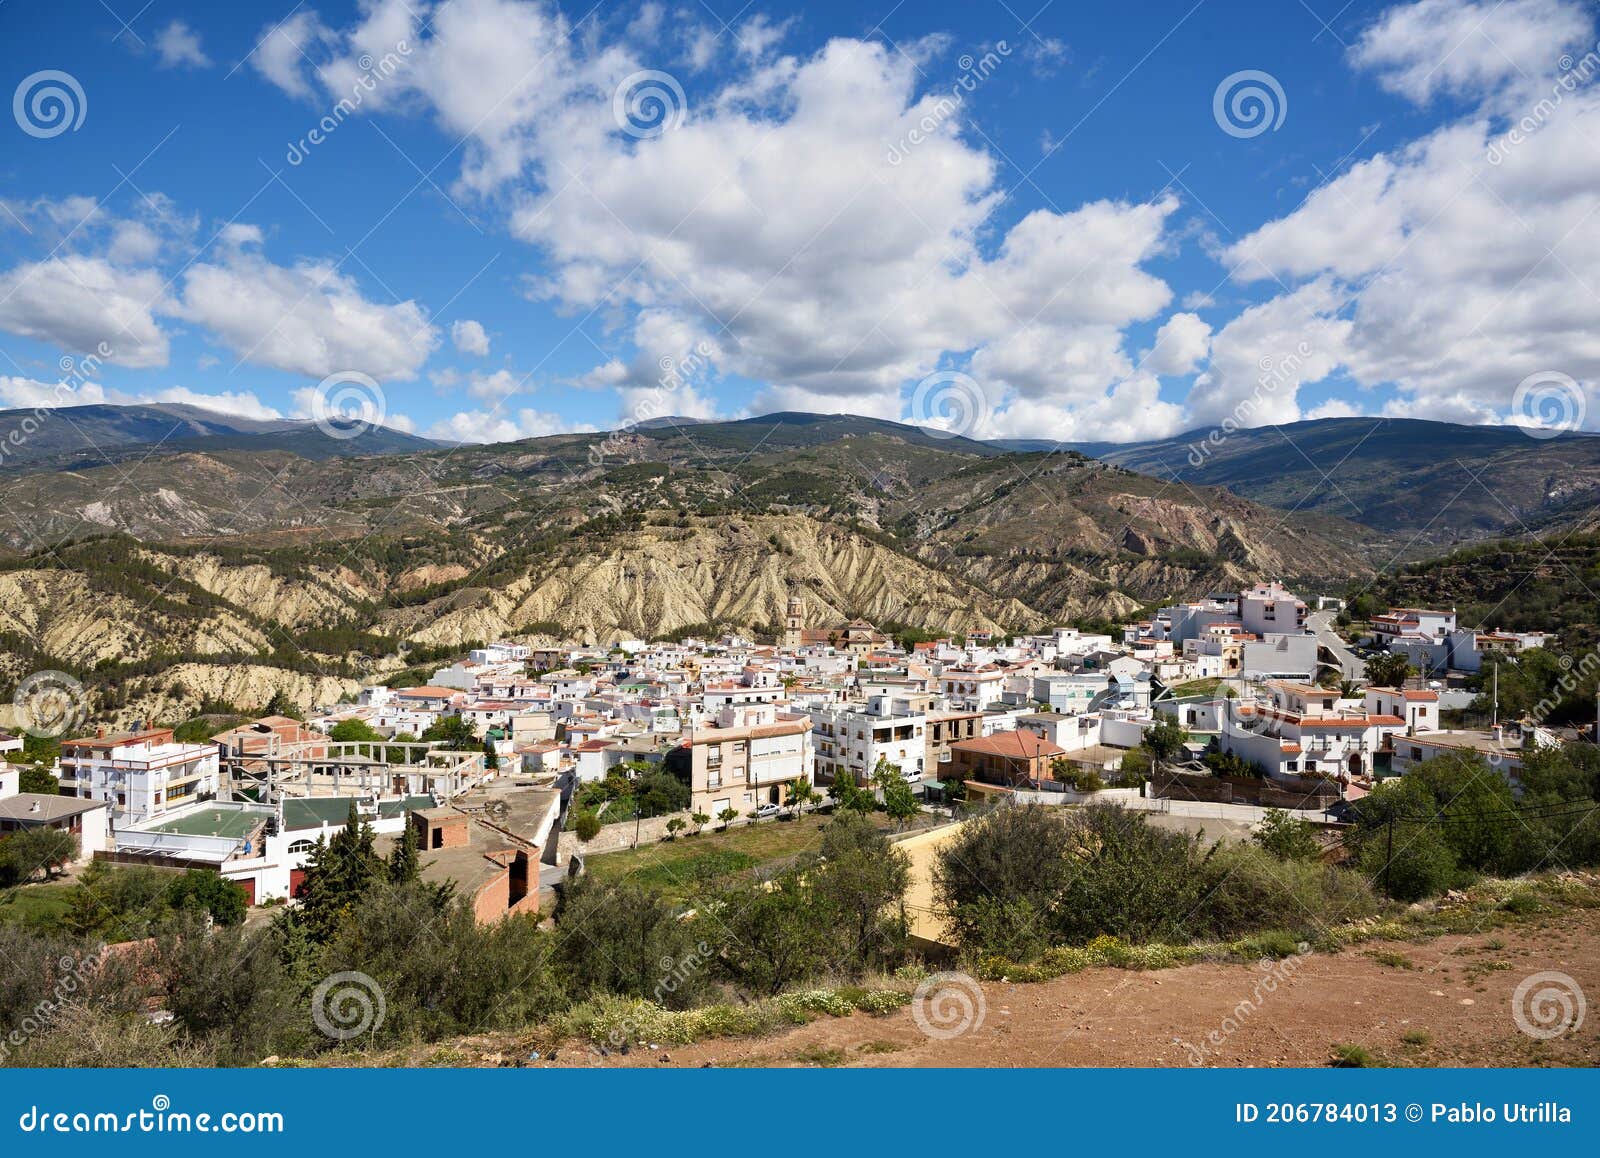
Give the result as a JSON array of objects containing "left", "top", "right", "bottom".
[{"left": 557, "top": 905, "right": 1600, "bottom": 1069}]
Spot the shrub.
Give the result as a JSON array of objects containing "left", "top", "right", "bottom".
[
  {"left": 1253, "top": 809, "right": 1321, "bottom": 861},
  {"left": 1199, "top": 844, "right": 1376, "bottom": 939}
]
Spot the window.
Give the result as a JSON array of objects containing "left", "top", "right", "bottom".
[{"left": 288, "top": 838, "right": 316, "bottom": 854}]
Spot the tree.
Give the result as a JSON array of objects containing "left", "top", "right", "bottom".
[
  {"left": 294, "top": 803, "right": 384, "bottom": 942},
  {"left": 1253, "top": 808, "right": 1321, "bottom": 862},
  {"left": 831, "top": 770, "right": 876, "bottom": 814},
  {"left": 329, "top": 718, "right": 383, "bottom": 744},
  {"left": 166, "top": 868, "right": 248, "bottom": 925},
  {"left": 664, "top": 817, "right": 687, "bottom": 840},
  {"left": 1364, "top": 652, "right": 1413, "bottom": 689},
  {"left": 633, "top": 769, "right": 690, "bottom": 817},
  {"left": 554, "top": 877, "right": 708, "bottom": 1008},
  {"left": 483, "top": 741, "right": 500, "bottom": 771},
  {"left": 0, "top": 827, "right": 77, "bottom": 882},
  {"left": 717, "top": 807, "right": 740, "bottom": 831},
  {"left": 17, "top": 765, "right": 60, "bottom": 795},
  {"left": 690, "top": 811, "right": 711, "bottom": 835},
  {"left": 389, "top": 814, "right": 420, "bottom": 884},
  {"left": 785, "top": 778, "right": 818, "bottom": 817},
  {"left": 873, "top": 761, "right": 920, "bottom": 827},
  {"left": 573, "top": 811, "right": 601, "bottom": 841},
  {"left": 422, "top": 714, "right": 478, "bottom": 749},
  {"left": 1142, "top": 716, "right": 1190, "bottom": 764},
  {"left": 262, "top": 688, "right": 303, "bottom": 720}
]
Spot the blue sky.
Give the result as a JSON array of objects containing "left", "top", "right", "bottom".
[{"left": 2, "top": 0, "right": 1596, "bottom": 443}]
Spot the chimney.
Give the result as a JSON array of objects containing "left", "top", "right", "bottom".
[{"left": 96, "top": 725, "right": 105, "bottom": 739}]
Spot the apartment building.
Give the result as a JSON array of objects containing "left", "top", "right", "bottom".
[
  {"left": 1221, "top": 682, "right": 1404, "bottom": 781},
  {"left": 669, "top": 704, "right": 815, "bottom": 817},
  {"left": 808, "top": 696, "right": 927, "bottom": 784},
  {"left": 60, "top": 727, "right": 221, "bottom": 826},
  {"left": 1239, "top": 581, "right": 1308, "bottom": 637},
  {"left": 924, "top": 710, "right": 982, "bottom": 778}
]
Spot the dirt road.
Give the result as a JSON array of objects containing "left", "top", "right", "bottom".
[{"left": 574, "top": 906, "right": 1599, "bottom": 1068}]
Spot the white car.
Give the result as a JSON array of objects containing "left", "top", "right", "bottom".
[{"left": 753, "top": 802, "right": 782, "bottom": 819}]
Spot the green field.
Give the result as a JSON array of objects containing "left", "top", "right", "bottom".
[
  {"left": 584, "top": 814, "right": 890, "bottom": 901},
  {"left": 0, "top": 882, "right": 75, "bottom": 928}
]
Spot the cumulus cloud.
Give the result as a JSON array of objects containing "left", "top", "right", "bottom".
[
  {"left": 145, "top": 386, "right": 283, "bottom": 421},
  {"left": 1144, "top": 312, "right": 1213, "bottom": 377},
  {"left": 249, "top": 1, "right": 1185, "bottom": 441},
  {"left": 1350, "top": 0, "right": 1590, "bottom": 105},
  {"left": 155, "top": 20, "right": 212, "bottom": 69},
  {"left": 1219, "top": 0, "right": 1600, "bottom": 429},
  {"left": 0, "top": 256, "right": 170, "bottom": 367},
  {"left": 451, "top": 318, "right": 490, "bottom": 356},
  {"left": 177, "top": 249, "right": 438, "bottom": 380},
  {"left": 426, "top": 406, "right": 578, "bottom": 444}
]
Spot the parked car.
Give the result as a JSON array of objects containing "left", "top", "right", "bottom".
[{"left": 753, "top": 802, "right": 782, "bottom": 819}]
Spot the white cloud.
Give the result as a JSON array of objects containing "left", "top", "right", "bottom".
[
  {"left": 462, "top": 368, "right": 525, "bottom": 401},
  {"left": 1145, "top": 311, "right": 1213, "bottom": 377},
  {"left": 0, "top": 376, "right": 108, "bottom": 410},
  {"left": 155, "top": 19, "right": 212, "bottom": 69},
  {"left": 252, "top": 11, "right": 333, "bottom": 100},
  {"left": 0, "top": 256, "right": 170, "bottom": 367},
  {"left": 451, "top": 318, "right": 490, "bottom": 356},
  {"left": 146, "top": 386, "right": 283, "bottom": 421},
  {"left": 258, "top": 4, "right": 1185, "bottom": 440},
  {"left": 1218, "top": 21, "right": 1600, "bottom": 429},
  {"left": 1350, "top": 0, "right": 1591, "bottom": 105},
  {"left": 426, "top": 407, "right": 578, "bottom": 443},
  {"left": 178, "top": 250, "right": 438, "bottom": 380}
]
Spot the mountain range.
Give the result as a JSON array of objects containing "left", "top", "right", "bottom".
[{"left": 0, "top": 404, "right": 1584, "bottom": 728}]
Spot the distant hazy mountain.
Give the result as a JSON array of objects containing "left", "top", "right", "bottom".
[
  {"left": 993, "top": 417, "right": 1600, "bottom": 542},
  {"left": 0, "top": 403, "right": 438, "bottom": 472}
]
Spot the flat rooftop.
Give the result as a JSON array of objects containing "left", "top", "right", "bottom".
[{"left": 147, "top": 806, "right": 264, "bottom": 839}]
